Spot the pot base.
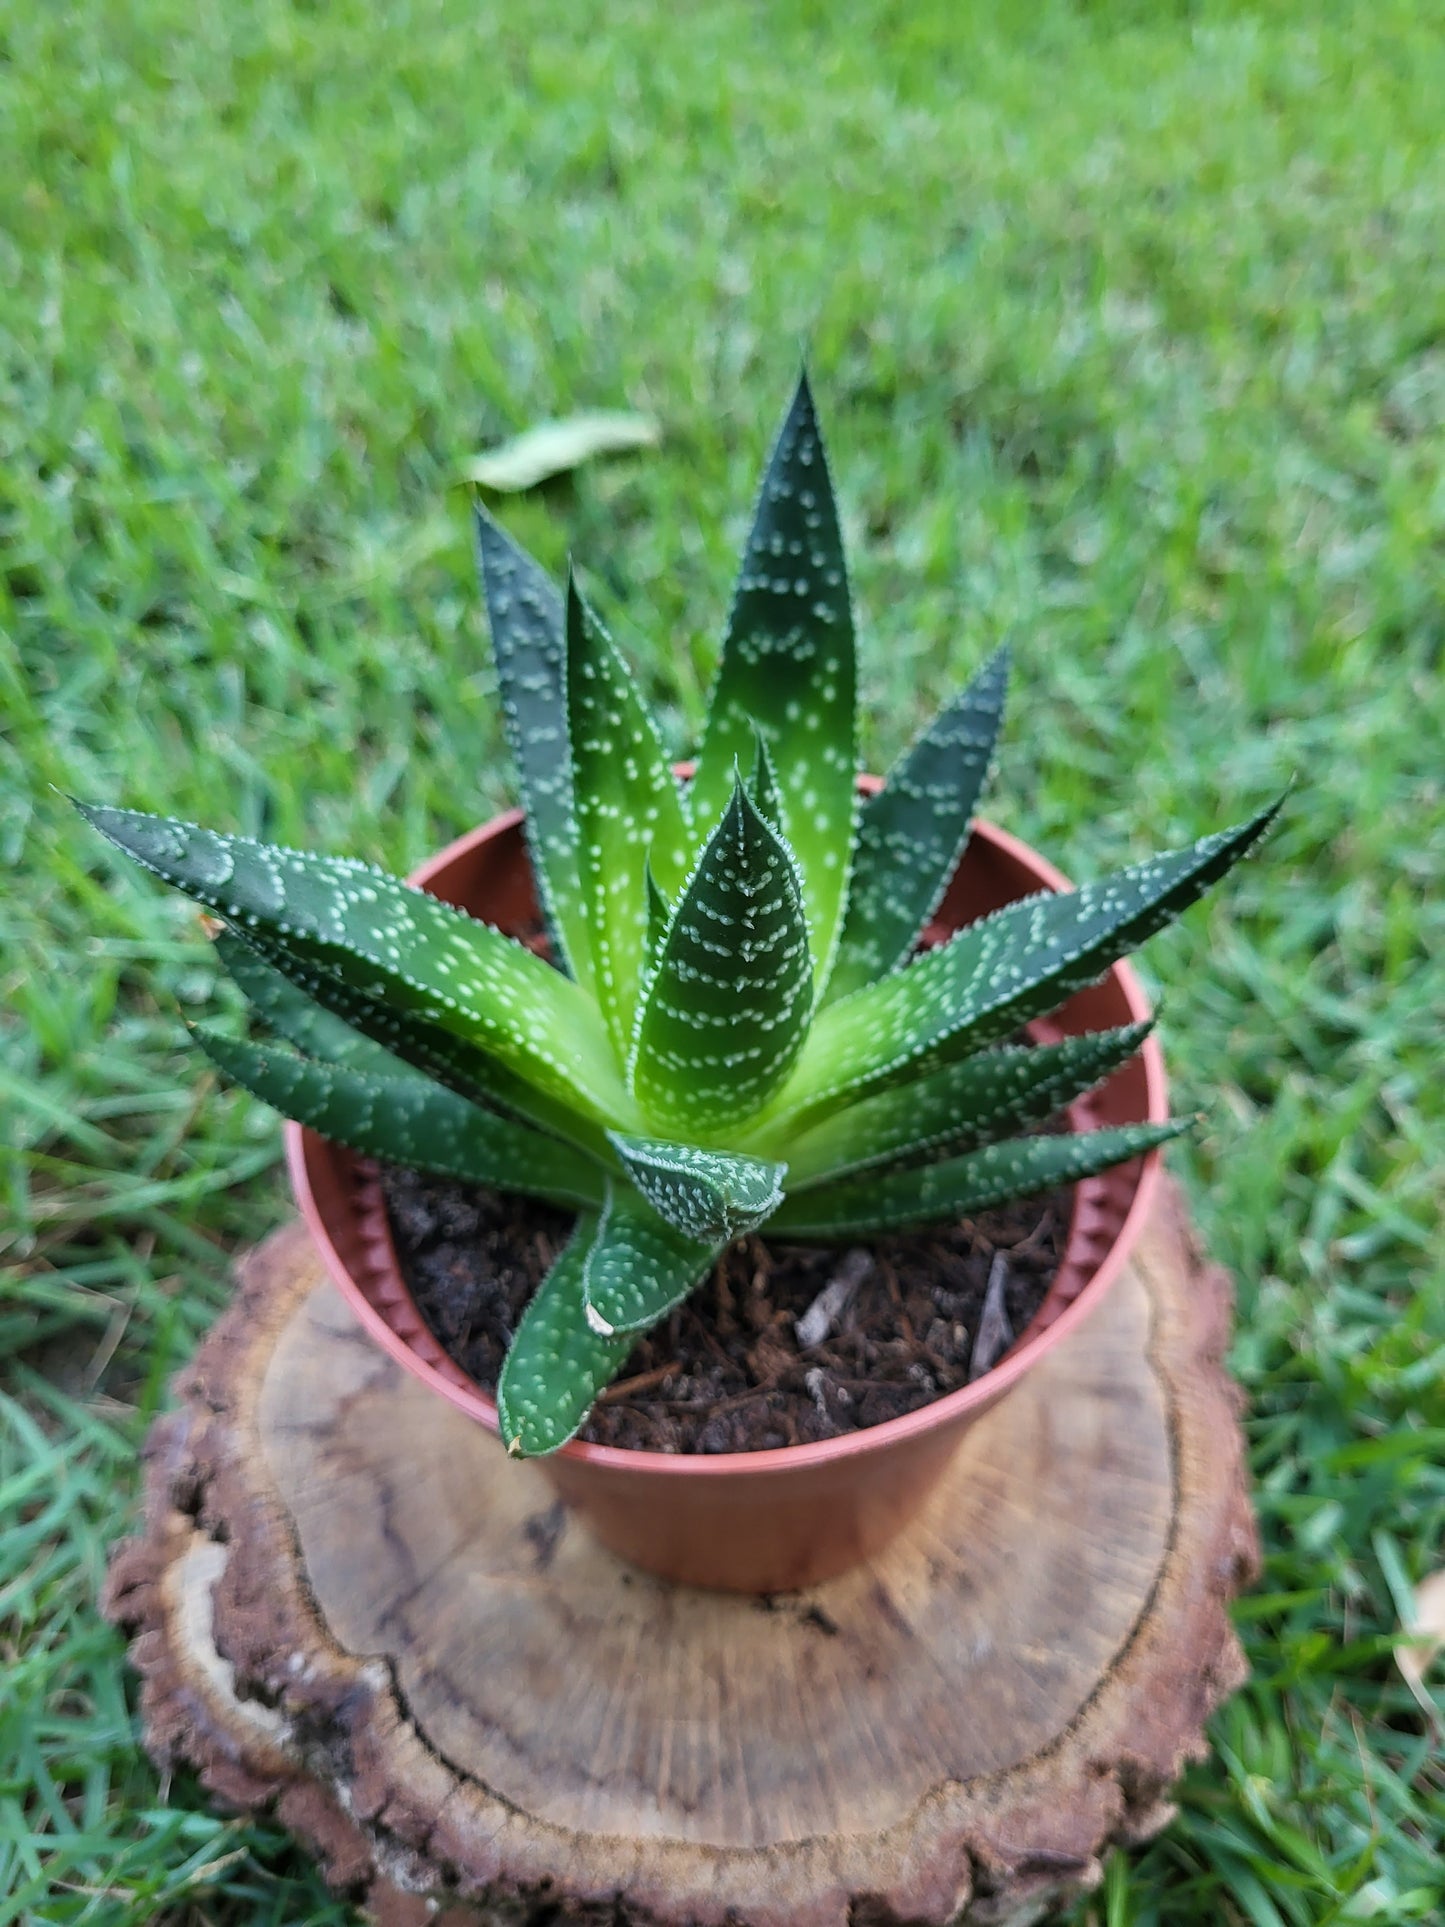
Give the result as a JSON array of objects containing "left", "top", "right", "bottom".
[{"left": 105, "top": 1179, "right": 1256, "bottom": 1924}]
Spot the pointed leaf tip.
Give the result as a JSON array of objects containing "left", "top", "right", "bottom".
[
  {"left": 826, "top": 644, "right": 1011, "bottom": 1002},
  {"left": 691, "top": 373, "right": 858, "bottom": 985},
  {"left": 473, "top": 508, "right": 592, "bottom": 988},
  {"left": 497, "top": 1216, "right": 633, "bottom": 1456}
]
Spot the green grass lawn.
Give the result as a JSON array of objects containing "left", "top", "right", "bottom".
[{"left": 3, "top": 0, "right": 1443, "bottom": 1918}]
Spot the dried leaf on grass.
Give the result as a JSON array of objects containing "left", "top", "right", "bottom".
[
  {"left": 1395, "top": 1566, "right": 1445, "bottom": 1718},
  {"left": 464, "top": 411, "right": 660, "bottom": 492}
]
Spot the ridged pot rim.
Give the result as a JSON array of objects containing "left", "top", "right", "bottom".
[{"left": 287, "top": 800, "right": 1168, "bottom": 1481}]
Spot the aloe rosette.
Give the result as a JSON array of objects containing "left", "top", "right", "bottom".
[{"left": 81, "top": 375, "right": 1277, "bottom": 1457}]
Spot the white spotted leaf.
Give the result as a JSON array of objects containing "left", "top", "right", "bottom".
[
  {"left": 771, "top": 1119, "right": 1190, "bottom": 1238},
  {"left": 825, "top": 647, "right": 1010, "bottom": 1003},
  {"left": 776, "top": 1022, "right": 1152, "bottom": 1189},
  {"left": 215, "top": 931, "right": 413, "bottom": 1080},
  {"left": 608, "top": 1131, "right": 786, "bottom": 1241},
  {"left": 581, "top": 1186, "right": 720, "bottom": 1338},
  {"left": 221, "top": 927, "right": 613, "bottom": 1152},
  {"left": 473, "top": 505, "right": 592, "bottom": 988},
  {"left": 194, "top": 1027, "right": 606, "bottom": 1209},
  {"left": 497, "top": 1217, "right": 632, "bottom": 1457},
  {"left": 630, "top": 781, "right": 812, "bottom": 1136},
  {"left": 567, "top": 578, "right": 692, "bottom": 1064},
  {"left": 690, "top": 374, "right": 857, "bottom": 986},
  {"left": 78, "top": 804, "right": 628, "bottom": 1129},
  {"left": 773, "top": 802, "right": 1280, "bottom": 1132}
]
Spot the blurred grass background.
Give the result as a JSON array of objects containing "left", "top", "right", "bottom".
[{"left": 2, "top": 1, "right": 1442, "bottom": 1920}]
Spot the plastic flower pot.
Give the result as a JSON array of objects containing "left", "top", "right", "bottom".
[{"left": 288, "top": 785, "right": 1167, "bottom": 1594}]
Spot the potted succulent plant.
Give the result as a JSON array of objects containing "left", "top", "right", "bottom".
[{"left": 81, "top": 375, "right": 1275, "bottom": 1593}]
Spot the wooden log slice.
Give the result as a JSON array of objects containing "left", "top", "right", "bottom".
[{"left": 103, "top": 1179, "right": 1256, "bottom": 1927}]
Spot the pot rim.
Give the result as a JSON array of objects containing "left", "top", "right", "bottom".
[{"left": 286, "top": 806, "right": 1167, "bottom": 1481}]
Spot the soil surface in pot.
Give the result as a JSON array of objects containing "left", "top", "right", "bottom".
[{"left": 381, "top": 1169, "right": 1069, "bottom": 1454}]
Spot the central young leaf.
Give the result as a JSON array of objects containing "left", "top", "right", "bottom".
[
  {"left": 608, "top": 1132, "right": 786, "bottom": 1241},
  {"left": 630, "top": 782, "right": 812, "bottom": 1136},
  {"left": 566, "top": 579, "right": 693, "bottom": 1065},
  {"left": 689, "top": 374, "right": 857, "bottom": 987}
]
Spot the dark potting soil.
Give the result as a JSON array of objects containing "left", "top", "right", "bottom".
[{"left": 380, "top": 1167, "right": 1071, "bottom": 1454}]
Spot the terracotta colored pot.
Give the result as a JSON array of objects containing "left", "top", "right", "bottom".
[{"left": 288, "top": 790, "right": 1167, "bottom": 1593}]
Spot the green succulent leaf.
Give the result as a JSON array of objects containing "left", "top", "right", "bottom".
[
  {"left": 643, "top": 860, "right": 671, "bottom": 966},
  {"left": 78, "top": 803, "right": 629, "bottom": 1128},
  {"left": 221, "top": 929, "right": 614, "bottom": 1154},
  {"left": 825, "top": 647, "right": 1010, "bottom": 1003},
  {"left": 473, "top": 504, "right": 592, "bottom": 989},
  {"left": 567, "top": 577, "right": 693, "bottom": 1064},
  {"left": 581, "top": 1185, "right": 719, "bottom": 1337},
  {"left": 631, "top": 780, "right": 813, "bottom": 1136},
  {"left": 690, "top": 373, "right": 857, "bottom": 986},
  {"left": 497, "top": 1215, "right": 632, "bottom": 1456},
  {"left": 215, "top": 931, "right": 411, "bottom": 1079},
  {"left": 747, "top": 724, "right": 783, "bottom": 829},
  {"left": 770, "top": 1118, "right": 1190, "bottom": 1238},
  {"left": 194, "top": 1027, "right": 606, "bottom": 1207},
  {"left": 773, "top": 801, "right": 1280, "bottom": 1131},
  {"left": 608, "top": 1131, "right": 786, "bottom": 1241},
  {"left": 778, "top": 1021, "right": 1153, "bottom": 1189}
]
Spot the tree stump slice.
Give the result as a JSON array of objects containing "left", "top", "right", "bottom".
[{"left": 104, "top": 1178, "right": 1256, "bottom": 1927}]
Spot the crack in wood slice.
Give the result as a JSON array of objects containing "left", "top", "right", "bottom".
[{"left": 104, "top": 1180, "right": 1257, "bottom": 1927}]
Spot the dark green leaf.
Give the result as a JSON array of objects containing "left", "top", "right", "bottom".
[
  {"left": 825, "top": 647, "right": 1010, "bottom": 1003},
  {"left": 690, "top": 373, "right": 857, "bottom": 983},
  {"left": 215, "top": 930, "right": 408, "bottom": 1078},
  {"left": 777, "top": 1022, "right": 1153, "bottom": 1188},
  {"left": 78, "top": 802, "right": 628, "bottom": 1126},
  {"left": 774, "top": 801, "right": 1280, "bottom": 1131},
  {"left": 770, "top": 1119, "right": 1191, "bottom": 1237},
  {"left": 643, "top": 859, "right": 670, "bottom": 968},
  {"left": 608, "top": 1131, "right": 786, "bottom": 1240},
  {"left": 473, "top": 504, "right": 592, "bottom": 988},
  {"left": 222, "top": 927, "right": 611, "bottom": 1154},
  {"left": 630, "top": 781, "right": 812, "bottom": 1135},
  {"left": 193, "top": 1027, "right": 606, "bottom": 1207},
  {"left": 566, "top": 578, "right": 692, "bottom": 1063},
  {"left": 497, "top": 1216, "right": 631, "bottom": 1456}
]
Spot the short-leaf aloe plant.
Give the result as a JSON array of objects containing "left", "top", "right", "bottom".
[{"left": 80, "top": 374, "right": 1278, "bottom": 1457}]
